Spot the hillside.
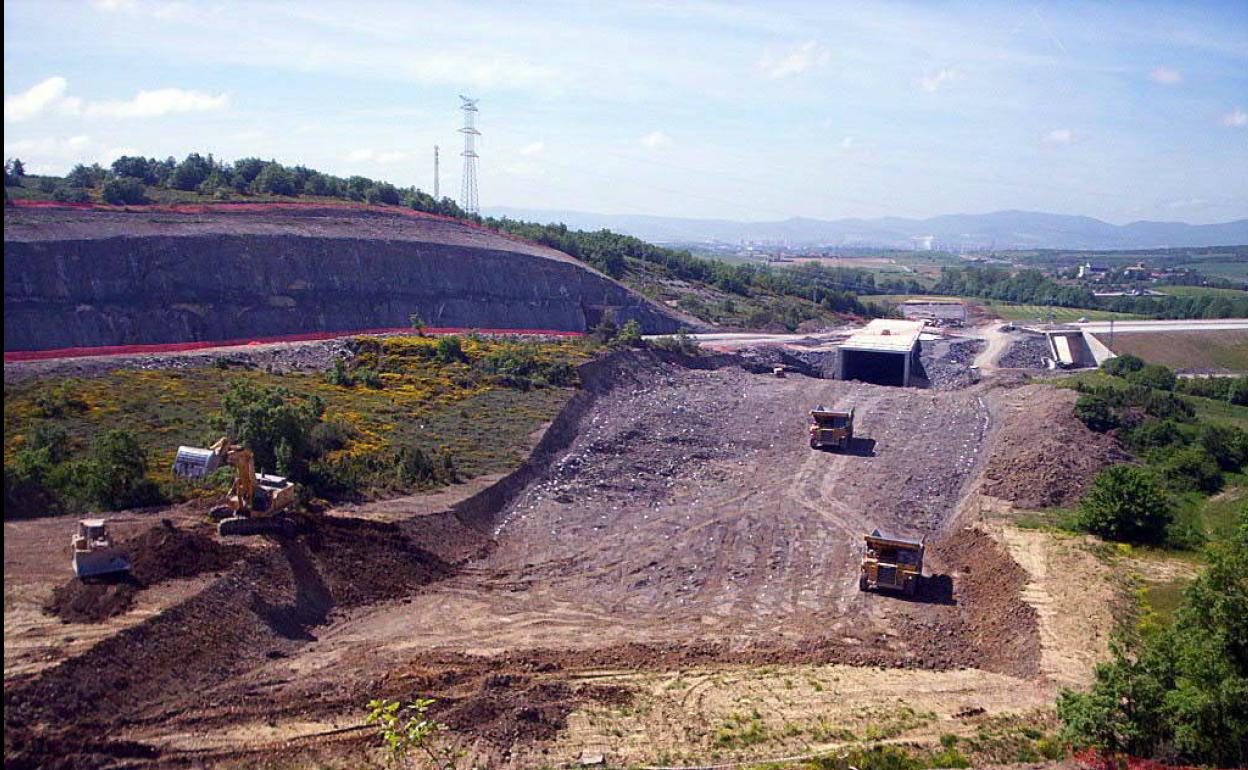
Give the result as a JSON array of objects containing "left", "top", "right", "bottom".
[
  {"left": 3, "top": 203, "right": 687, "bottom": 352},
  {"left": 486, "top": 205, "right": 1248, "bottom": 250}
]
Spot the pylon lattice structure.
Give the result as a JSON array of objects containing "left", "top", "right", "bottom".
[{"left": 458, "top": 95, "right": 480, "bottom": 215}]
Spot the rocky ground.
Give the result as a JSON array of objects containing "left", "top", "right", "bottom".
[
  {"left": 3, "top": 339, "right": 1126, "bottom": 769},
  {"left": 998, "top": 333, "right": 1052, "bottom": 369}
]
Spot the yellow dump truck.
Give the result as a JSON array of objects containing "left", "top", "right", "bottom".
[
  {"left": 859, "top": 529, "right": 923, "bottom": 596},
  {"left": 809, "top": 406, "right": 854, "bottom": 450}
]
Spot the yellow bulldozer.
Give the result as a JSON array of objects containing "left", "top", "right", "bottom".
[
  {"left": 859, "top": 529, "right": 923, "bottom": 597},
  {"left": 173, "top": 437, "right": 298, "bottom": 537}
]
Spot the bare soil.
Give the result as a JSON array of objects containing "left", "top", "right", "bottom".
[
  {"left": 978, "top": 385, "right": 1132, "bottom": 509},
  {"left": 3, "top": 347, "right": 1095, "bottom": 769},
  {"left": 45, "top": 521, "right": 246, "bottom": 623}
]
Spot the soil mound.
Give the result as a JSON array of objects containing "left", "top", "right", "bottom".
[
  {"left": 303, "top": 514, "right": 454, "bottom": 608},
  {"left": 930, "top": 527, "right": 1041, "bottom": 677},
  {"left": 44, "top": 522, "right": 245, "bottom": 623},
  {"left": 979, "top": 385, "right": 1132, "bottom": 508},
  {"left": 442, "top": 675, "right": 581, "bottom": 747}
]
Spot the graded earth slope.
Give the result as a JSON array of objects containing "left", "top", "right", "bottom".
[{"left": 3, "top": 203, "right": 686, "bottom": 352}]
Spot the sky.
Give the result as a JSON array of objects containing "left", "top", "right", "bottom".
[{"left": 4, "top": 0, "right": 1247, "bottom": 224}]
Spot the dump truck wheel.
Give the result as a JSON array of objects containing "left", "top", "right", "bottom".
[
  {"left": 904, "top": 578, "right": 917, "bottom": 597},
  {"left": 859, "top": 574, "right": 869, "bottom": 592}
]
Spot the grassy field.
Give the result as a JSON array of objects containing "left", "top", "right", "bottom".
[
  {"left": 1154, "top": 284, "right": 1248, "bottom": 298},
  {"left": 1106, "top": 330, "right": 1248, "bottom": 372},
  {"left": 4, "top": 335, "right": 593, "bottom": 507},
  {"left": 868, "top": 294, "right": 1143, "bottom": 321}
]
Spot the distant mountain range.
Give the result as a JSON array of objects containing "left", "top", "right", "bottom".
[{"left": 484, "top": 207, "right": 1248, "bottom": 251}]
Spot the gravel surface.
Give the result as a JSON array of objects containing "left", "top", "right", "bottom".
[
  {"left": 920, "top": 337, "right": 986, "bottom": 389},
  {"left": 998, "top": 333, "right": 1052, "bottom": 369}
]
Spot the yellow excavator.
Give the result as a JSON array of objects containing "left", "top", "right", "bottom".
[{"left": 174, "top": 437, "right": 298, "bottom": 537}]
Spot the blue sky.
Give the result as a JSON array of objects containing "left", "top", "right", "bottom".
[{"left": 4, "top": 0, "right": 1247, "bottom": 223}]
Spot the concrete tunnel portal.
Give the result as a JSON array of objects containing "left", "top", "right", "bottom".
[{"left": 837, "top": 319, "right": 924, "bottom": 387}]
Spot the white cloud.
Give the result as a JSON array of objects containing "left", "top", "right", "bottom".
[
  {"left": 1223, "top": 107, "right": 1248, "bottom": 128},
  {"left": 5, "top": 77, "right": 227, "bottom": 122},
  {"left": 90, "top": 0, "right": 138, "bottom": 11},
  {"left": 1043, "top": 128, "right": 1075, "bottom": 144},
  {"left": 84, "top": 88, "right": 229, "bottom": 118},
  {"left": 758, "top": 41, "right": 831, "bottom": 79},
  {"left": 519, "top": 141, "right": 545, "bottom": 156},
  {"left": 917, "top": 68, "right": 959, "bottom": 93},
  {"left": 839, "top": 136, "right": 854, "bottom": 150},
  {"left": 3, "top": 135, "right": 95, "bottom": 166},
  {"left": 4, "top": 77, "right": 80, "bottom": 122},
  {"left": 639, "top": 131, "right": 672, "bottom": 149},
  {"left": 1148, "top": 66, "right": 1182, "bottom": 85},
  {"left": 504, "top": 159, "right": 544, "bottom": 179}
]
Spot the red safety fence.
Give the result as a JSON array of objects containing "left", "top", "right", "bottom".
[{"left": 4, "top": 326, "right": 585, "bottom": 363}]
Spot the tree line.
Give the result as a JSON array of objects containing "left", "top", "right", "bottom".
[{"left": 935, "top": 265, "right": 1248, "bottom": 319}]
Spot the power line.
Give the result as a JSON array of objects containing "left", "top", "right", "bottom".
[{"left": 459, "top": 95, "right": 480, "bottom": 215}]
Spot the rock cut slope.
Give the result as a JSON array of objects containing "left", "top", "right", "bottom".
[{"left": 3, "top": 203, "right": 686, "bottom": 352}]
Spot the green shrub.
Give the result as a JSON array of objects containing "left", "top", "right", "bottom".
[
  {"left": 1198, "top": 423, "right": 1248, "bottom": 472},
  {"left": 1076, "top": 465, "right": 1173, "bottom": 543},
  {"left": 1153, "top": 446, "right": 1223, "bottom": 494},
  {"left": 1127, "top": 419, "right": 1184, "bottom": 452},
  {"left": 52, "top": 185, "right": 91, "bottom": 203},
  {"left": 434, "top": 336, "right": 468, "bottom": 364},
  {"left": 1103, "top": 354, "right": 1145, "bottom": 377},
  {"left": 101, "top": 176, "right": 149, "bottom": 205},
  {"left": 1074, "top": 394, "right": 1118, "bottom": 432},
  {"left": 79, "top": 429, "right": 164, "bottom": 510},
  {"left": 1127, "top": 363, "right": 1177, "bottom": 392}
]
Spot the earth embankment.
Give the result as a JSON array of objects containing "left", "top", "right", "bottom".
[{"left": 3, "top": 204, "right": 686, "bottom": 352}]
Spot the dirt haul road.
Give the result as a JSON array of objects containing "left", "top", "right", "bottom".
[{"left": 5, "top": 350, "right": 1050, "bottom": 768}]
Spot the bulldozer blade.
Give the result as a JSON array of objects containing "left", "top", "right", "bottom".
[
  {"left": 73, "top": 550, "right": 131, "bottom": 579},
  {"left": 217, "top": 516, "right": 296, "bottom": 538}
]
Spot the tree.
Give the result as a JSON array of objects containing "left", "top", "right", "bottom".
[
  {"left": 101, "top": 177, "right": 149, "bottom": 205},
  {"left": 1076, "top": 464, "right": 1173, "bottom": 543},
  {"left": 4, "top": 157, "right": 26, "bottom": 184},
  {"left": 110, "top": 155, "right": 158, "bottom": 184},
  {"left": 251, "top": 162, "right": 296, "bottom": 196},
  {"left": 65, "top": 163, "right": 108, "bottom": 189},
  {"left": 80, "top": 429, "right": 162, "bottom": 510},
  {"left": 409, "top": 313, "right": 427, "bottom": 336},
  {"left": 230, "top": 157, "right": 267, "bottom": 187},
  {"left": 218, "top": 380, "right": 325, "bottom": 478},
  {"left": 1058, "top": 511, "right": 1248, "bottom": 766},
  {"left": 1074, "top": 394, "right": 1118, "bottom": 433},
  {"left": 168, "top": 152, "right": 214, "bottom": 191}
]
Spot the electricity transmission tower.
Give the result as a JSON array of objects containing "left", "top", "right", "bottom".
[
  {"left": 433, "top": 145, "right": 440, "bottom": 200},
  {"left": 459, "top": 95, "right": 480, "bottom": 214}
]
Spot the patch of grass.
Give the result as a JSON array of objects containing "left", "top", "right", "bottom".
[
  {"left": 4, "top": 336, "right": 594, "bottom": 512},
  {"left": 1154, "top": 285, "right": 1248, "bottom": 299},
  {"left": 1107, "top": 330, "right": 1248, "bottom": 372}
]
